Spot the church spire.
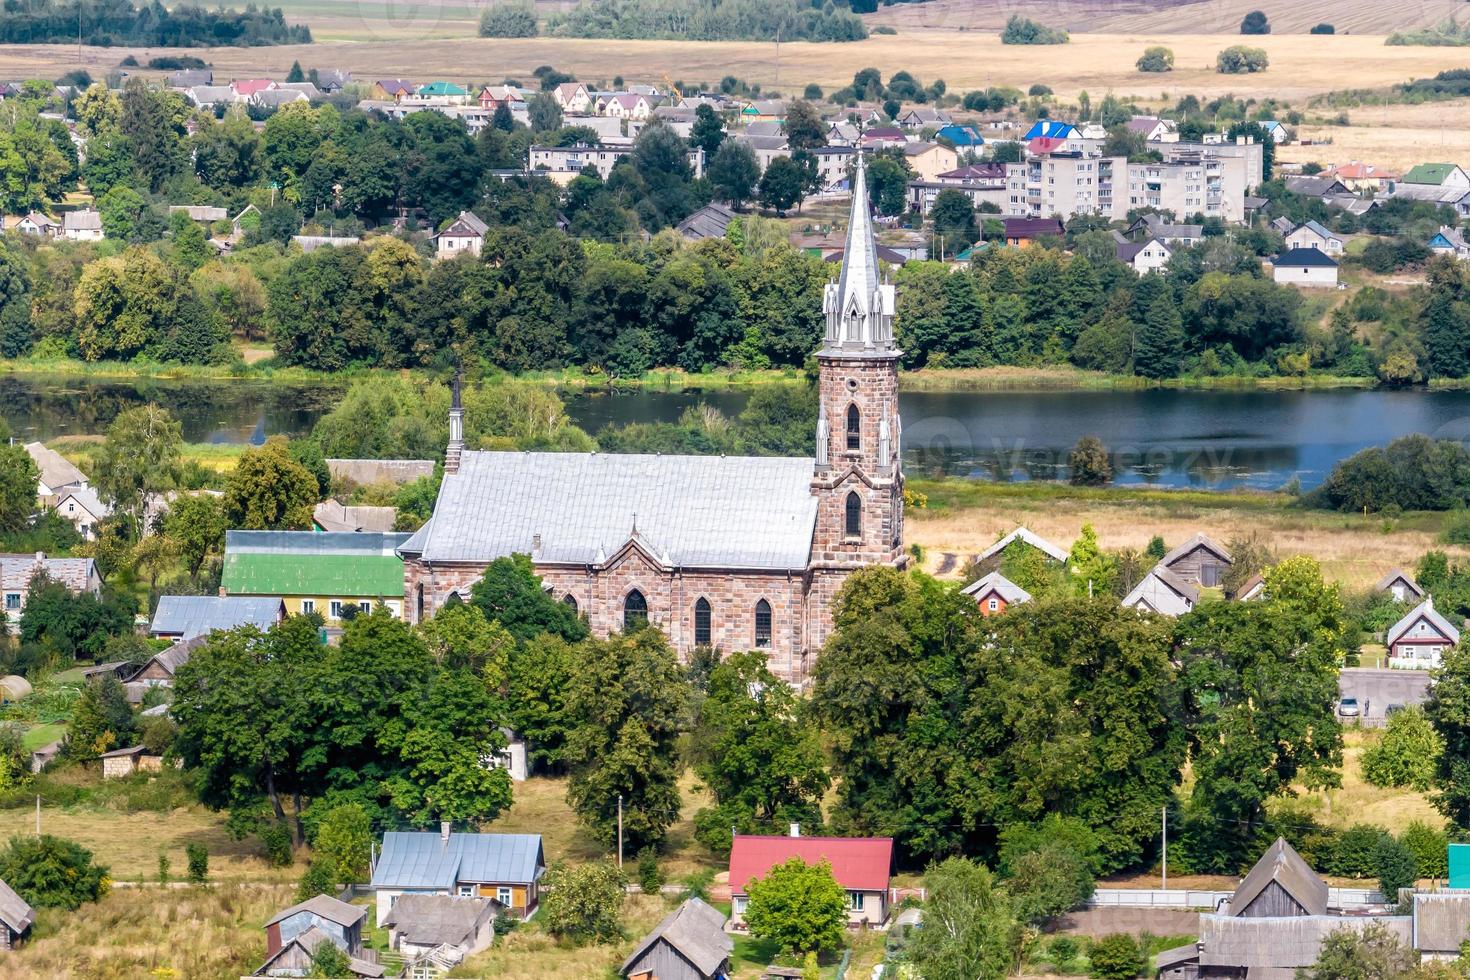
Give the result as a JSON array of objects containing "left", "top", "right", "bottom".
[
  {"left": 445, "top": 364, "right": 464, "bottom": 474},
  {"left": 822, "top": 152, "right": 896, "bottom": 356}
]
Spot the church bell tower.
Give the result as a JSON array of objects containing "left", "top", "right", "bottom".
[{"left": 809, "top": 152, "right": 907, "bottom": 625}]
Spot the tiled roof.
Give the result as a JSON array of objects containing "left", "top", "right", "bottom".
[
  {"left": 408, "top": 451, "right": 818, "bottom": 571},
  {"left": 729, "top": 835, "right": 893, "bottom": 894},
  {"left": 150, "top": 595, "right": 284, "bottom": 639},
  {"left": 370, "top": 831, "right": 544, "bottom": 888}
]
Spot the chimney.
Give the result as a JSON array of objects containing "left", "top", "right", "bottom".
[
  {"left": 532, "top": 533, "right": 542, "bottom": 554},
  {"left": 441, "top": 820, "right": 452, "bottom": 846},
  {"left": 789, "top": 823, "right": 800, "bottom": 838}
]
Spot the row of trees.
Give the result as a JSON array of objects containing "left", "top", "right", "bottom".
[{"left": 0, "top": 0, "right": 310, "bottom": 45}]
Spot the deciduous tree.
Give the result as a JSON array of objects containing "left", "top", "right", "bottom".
[{"left": 744, "top": 858, "right": 847, "bottom": 956}]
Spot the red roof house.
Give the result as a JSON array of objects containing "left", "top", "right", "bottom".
[
  {"left": 231, "top": 79, "right": 276, "bottom": 97},
  {"left": 728, "top": 835, "right": 894, "bottom": 928}
]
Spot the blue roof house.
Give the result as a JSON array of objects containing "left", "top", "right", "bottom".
[
  {"left": 936, "top": 123, "right": 984, "bottom": 147},
  {"left": 1022, "top": 120, "right": 1074, "bottom": 141},
  {"left": 370, "top": 829, "right": 546, "bottom": 926}
]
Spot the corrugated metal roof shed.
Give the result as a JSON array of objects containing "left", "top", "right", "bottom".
[{"left": 150, "top": 595, "right": 284, "bottom": 638}]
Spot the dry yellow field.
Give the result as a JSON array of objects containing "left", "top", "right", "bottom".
[
  {"left": 1282, "top": 98, "right": 1470, "bottom": 172},
  {"left": 2, "top": 30, "right": 1468, "bottom": 103},
  {"left": 908, "top": 485, "right": 1466, "bottom": 591}
]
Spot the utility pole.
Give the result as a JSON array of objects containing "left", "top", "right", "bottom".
[
  {"left": 1161, "top": 806, "right": 1168, "bottom": 890},
  {"left": 617, "top": 794, "right": 624, "bottom": 869},
  {"left": 35, "top": 795, "right": 40, "bottom": 836}
]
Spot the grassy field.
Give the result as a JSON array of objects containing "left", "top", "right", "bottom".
[
  {"left": 908, "top": 478, "right": 1463, "bottom": 591},
  {"left": 7, "top": 31, "right": 1470, "bottom": 104},
  {"left": 1282, "top": 97, "right": 1470, "bottom": 173}
]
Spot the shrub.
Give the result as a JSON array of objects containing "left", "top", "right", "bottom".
[
  {"left": 540, "top": 861, "right": 626, "bottom": 946},
  {"left": 1000, "top": 15, "right": 1068, "bottom": 44},
  {"left": 1442, "top": 511, "right": 1470, "bottom": 544},
  {"left": 637, "top": 847, "right": 664, "bottom": 894},
  {"left": 313, "top": 803, "right": 372, "bottom": 883},
  {"left": 1375, "top": 834, "right": 1419, "bottom": 899},
  {"left": 1400, "top": 821, "right": 1450, "bottom": 879},
  {"left": 1051, "top": 936, "right": 1080, "bottom": 965},
  {"left": 158, "top": 852, "right": 169, "bottom": 884},
  {"left": 1217, "top": 45, "right": 1269, "bottom": 73},
  {"left": 1310, "top": 435, "right": 1470, "bottom": 513},
  {"left": 1136, "top": 46, "right": 1174, "bottom": 72},
  {"left": 1240, "top": 9, "right": 1270, "bottom": 34},
  {"left": 296, "top": 858, "right": 336, "bottom": 901},
  {"left": 1090, "top": 933, "right": 1144, "bottom": 979},
  {"left": 260, "top": 823, "right": 293, "bottom": 867},
  {"left": 1362, "top": 706, "right": 1443, "bottom": 790},
  {"left": 1331, "top": 824, "right": 1390, "bottom": 878},
  {"left": 479, "top": 1, "right": 537, "bottom": 37},
  {"left": 186, "top": 842, "right": 209, "bottom": 883},
  {"left": 1028, "top": 83, "right": 1052, "bottom": 96},
  {"left": 0, "top": 835, "right": 108, "bottom": 909},
  {"left": 1069, "top": 436, "right": 1113, "bottom": 486},
  {"left": 1310, "top": 22, "right": 1335, "bottom": 34},
  {"left": 872, "top": 25, "right": 896, "bottom": 34}
]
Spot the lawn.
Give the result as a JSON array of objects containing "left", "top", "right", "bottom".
[
  {"left": 1298, "top": 727, "right": 1442, "bottom": 831},
  {"left": 19, "top": 723, "right": 64, "bottom": 752}
]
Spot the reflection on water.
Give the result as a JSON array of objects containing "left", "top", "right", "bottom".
[
  {"left": 0, "top": 376, "right": 342, "bottom": 444},
  {"left": 564, "top": 385, "right": 1470, "bottom": 490}
]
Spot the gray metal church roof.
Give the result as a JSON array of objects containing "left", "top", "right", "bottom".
[
  {"left": 370, "top": 831, "right": 544, "bottom": 888},
  {"left": 406, "top": 451, "right": 818, "bottom": 571}
]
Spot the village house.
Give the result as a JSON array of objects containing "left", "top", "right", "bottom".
[
  {"left": 149, "top": 595, "right": 285, "bottom": 641},
  {"left": 620, "top": 898, "right": 732, "bottom": 980},
  {"left": 1325, "top": 161, "right": 1398, "bottom": 194},
  {"left": 961, "top": 570, "right": 1030, "bottom": 615},
  {"left": 258, "top": 894, "right": 383, "bottom": 978},
  {"left": 728, "top": 833, "right": 894, "bottom": 930},
  {"left": 316, "top": 69, "right": 352, "bottom": 93},
  {"left": 1122, "top": 566, "right": 1199, "bottom": 617},
  {"left": 1403, "top": 162, "right": 1470, "bottom": 192},
  {"left": 1284, "top": 174, "right": 1350, "bottom": 200},
  {"left": 1160, "top": 533, "right": 1233, "bottom": 586},
  {"left": 743, "top": 99, "right": 785, "bottom": 122},
  {"left": 977, "top": 526, "right": 1069, "bottom": 566},
  {"left": 901, "top": 141, "right": 959, "bottom": 182},
  {"left": 1115, "top": 235, "right": 1174, "bottom": 275},
  {"left": 252, "top": 89, "right": 307, "bottom": 110},
  {"left": 1000, "top": 216, "right": 1065, "bottom": 247},
  {"left": 478, "top": 85, "right": 524, "bottom": 111},
  {"left": 1271, "top": 247, "right": 1340, "bottom": 288},
  {"left": 599, "top": 93, "right": 654, "bottom": 119},
  {"left": 383, "top": 894, "right": 496, "bottom": 972},
  {"left": 1022, "top": 120, "right": 1083, "bottom": 155},
  {"left": 61, "top": 209, "right": 103, "bottom": 241},
  {"left": 369, "top": 829, "right": 545, "bottom": 926},
  {"left": 1128, "top": 214, "right": 1202, "bottom": 246},
  {"left": 1377, "top": 569, "right": 1425, "bottom": 604},
  {"left": 861, "top": 126, "right": 908, "bottom": 150},
  {"left": 369, "top": 79, "right": 415, "bottom": 101},
  {"left": 898, "top": 107, "right": 952, "bottom": 131},
  {"left": 552, "top": 82, "right": 591, "bottom": 113},
  {"left": 1233, "top": 573, "right": 1266, "bottom": 601},
  {"left": 99, "top": 745, "right": 166, "bottom": 779},
  {"left": 675, "top": 202, "right": 737, "bottom": 242},
  {"left": 1126, "top": 115, "right": 1179, "bottom": 143},
  {"left": 1429, "top": 225, "right": 1470, "bottom": 260},
  {"left": 0, "top": 554, "right": 101, "bottom": 627},
  {"left": 53, "top": 486, "right": 108, "bottom": 541},
  {"left": 1387, "top": 596, "right": 1459, "bottom": 669},
  {"left": 312, "top": 499, "right": 397, "bottom": 533},
  {"left": 935, "top": 123, "right": 984, "bottom": 148},
  {"left": 416, "top": 81, "right": 468, "bottom": 104},
  {"left": 1285, "top": 220, "right": 1345, "bottom": 256},
  {"left": 167, "top": 68, "right": 213, "bottom": 89},
  {"left": 433, "top": 209, "right": 488, "bottom": 259},
  {"left": 0, "top": 880, "right": 34, "bottom": 952},
  {"left": 292, "top": 235, "right": 361, "bottom": 253},
  {"left": 24, "top": 442, "right": 86, "bottom": 503},
  {"left": 221, "top": 530, "right": 409, "bottom": 625},
  {"left": 230, "top": 78, "right": 275, "bottom": 98},
  {"left": 123, "top": 635, "right": 204, "bottom": 703},
  {"left": 400, "top": 154, "right": 907, "bottom": 683},
  {"left": 9, "top": 212, "right": 58, "bottom": 237},
  {"left": 185, "top": 85, "right": 238, "bottom": 109}
]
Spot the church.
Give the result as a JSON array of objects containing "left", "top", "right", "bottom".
[{"left": 399, "top": 155, "right": 908, "bottom": 683}]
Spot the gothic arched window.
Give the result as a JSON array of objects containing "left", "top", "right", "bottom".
[
  {"left": 845, "top": 492, "right": 862, "bottom": 538},
  {"left": 624, "top": 589, "right": 648, "bottom": 631},
  {"left": 562, "top": 593, "right": 578, "bottom": 615},
  {"left": 846, "top": 403, "right": 861, "bottom": 450},
  {"left": 694, "top": 597, "right": 712, "bottom": 647},
  {"left": 754, "top": 599, "right": 772, "bottom": 648}
]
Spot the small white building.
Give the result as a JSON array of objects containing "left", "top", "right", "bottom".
[
  {"left": 1271, "top": 247, "right": 1339, "bottom": 288},
  {"left": 61, "top": 209, "right": 103, "bottom": 241},
  {"left": 54, "top": 487, "right": 110, "bottom": 541},
  {"left": 1284, "top": 220, "right": 1345, "bottom": 256},
  {"left": 1387, "top": 596, "right": 1459, "bottom": 669},
  {"left": 1122, "top": 565, "right": 1199, "bottom": 617},
  {"left": 1117, "top": 236, "right": 1174, "bottom": 275},
  {"left": 435, "top": 210, "right": 488, "bottom": 259}
]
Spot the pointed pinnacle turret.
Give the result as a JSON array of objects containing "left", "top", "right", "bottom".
[{"left": 821, "top": 151, "right": 897, "bottom": 356}]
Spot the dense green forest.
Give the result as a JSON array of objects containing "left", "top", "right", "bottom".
[
  {"left": 0, "top": 0, "right": 310, "bottom": 46},
  {"left": 547, "top": 0, "right": 867, "bottom": 42}
]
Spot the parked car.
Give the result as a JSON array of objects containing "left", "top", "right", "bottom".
[{"left": 1338, "top": 697, "right": 1360, "bottom": 717}]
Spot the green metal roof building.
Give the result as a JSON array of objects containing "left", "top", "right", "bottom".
[{"left": 222, "top": 530, "right": 410, "bottom": 622}]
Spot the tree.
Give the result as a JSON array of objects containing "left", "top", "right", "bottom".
[
  {"left": 163, "top": 492, "right": 226, "bottom": 581},
  {"left": 527, "top": 92, "right": 562, "bottom": 132},
  {"left": 1375, "top": 834, "right": 1418, "bottom": 900},
  {"left": 1240, "top": 9, "right": 1270, "bottom": 34},
  {"left": 469, "top": 554, "right": 587, "bottom": 644},
  {"left": 1006, "top": 840, "right": 1096, "bottom": 924},
  {"left": 0, "top": 430, "right": 37, "bottom": 534},
  {"left": 709, "top": 140, "right": 759, "bottom": 207},
  {"left": 689, "top": 103, "right": 725, "bottom": 156},
  {"left": 929, "top": 189, "right": 978, "bottom": 256},
  {"left": 1134, "top": 292, "right": 1184, "bottom": 378},
  {"left": 479, "top": 1, "right": 537, "bottom": 36},
  {"left": 1425, "top": 641, "right": 1470, "bottom": 826},
  {"left": 564, "top": 628, "right": 691, "bottom": 850},
  {"left": 0, "top": 835, "right": 108, "bottom": 910},
  {"left": 93, "top": 404, "right": 182, "bottom": 535},
  {"left": 1310, "top": 22, "right": 1335, "bottom": 34},
  {"left": 505, "top": 633, "right": 578, "bottom": 772},
  {"left": 1068, "top": 436, "right": 1113, "bottom": 485},
  {"left": 1363, "top": 706, "right": 1442, "bottom": 791},
  {"left": 866, "top": 155, "right": 910, "bottom": 216},
  {"left": 691, "top": 651, "right": 829, "bottom": 852},
  {"left": 312, "top": 803, "right": 372, "bottom": 884},
  {"left": 1000, "top": 15, "right": 1068, "bottom": 44},
  {"left": 1136, "top": 46, "right": 1174, "bottom": 72},
  {"left": 223, "top": 437, "right": 319, "bottom": 530},
  {"left": 759, "top": 156, "right": 806, "bottom": 215},
  {"left": 19, "top": 575, "right": 133, "bottom": 662},
  {"left": 187, "top": 842, "right": 209, "bottom": 882},
  {"left": 0, "top": 236, "right": 32, "bottom": 358},
  {"left": 66, "top": 675, "right": 136, "bottom": 760},
  {"left": 1299, "top": 922, "right": 1417, "bottom": 980},
  {"left": 908, "top": 858, "right": 1015, "bottom": 980},
  {"left": 1217, "top": 45, "right": 1269, "bottom": 73},
  {"left": 297, "top": 859, "right": 336, "bottom": 900},
  {"left": 539, "top": 861, "right": 625, "bottom": 945},
  {"left": 308, "top": 938, "right": 352, "bottom": 978},
  {"left": 1089, "top": 934, "right": 1144, "bottom": 979},
  {"left": 784, "top": 100, "right": 826, "bottom": 151},
  {"left": 744, "top": 858, "right": 847, "bottom": 956},
  {"left": 168, "top": 210, "right": 209, "bottom": 272}
]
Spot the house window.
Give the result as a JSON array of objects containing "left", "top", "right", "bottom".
[
  {"left": 562, "top": 593, "right": 578, "bottom": 614},
  {"left": 845, "top": 404, "right": 861, "bottom": 450},
  {"left": 358, "top": 601, "right": 372, "bottom": 614},
  {"left": 624, "top": 590, "right": 648, "bottom": 631},
  {"left": 754, "top": 600, "right": 772, "bottom": 648},
  {"left": 301, "top": 599, "right": 315, "bottom": 615},
  {"left": 694, "top": 598, "right": 712, "bottom": 646},
  {"left": 3, "top": 594, "right": 18, "bottom": 612},
  {"left": 329, "top": 600, "right": 343, "bottom": 619},
  {"left": 845, "top": 492, "right": 862, "bottom": 538},
  {"left": 497, "top": 886, "right": 513, "bottom": 905},
  {"left": 848, "top": 891, "right": 865, "bottom": 911},
  {"left": 987, "top": 597, "right": 999, "bottom": 612},
  {"left": 457, "top": 885, "right": 475, "bottom": 897},
  {"left": 733, "top": 896, "right": 748, "bottom": 915}
]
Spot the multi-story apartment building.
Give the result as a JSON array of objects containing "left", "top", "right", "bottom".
[
  {"left": 529, "top": 142, "right": 704, "bottom": 181},
  {"left": 1005, "top": 153, "right": 1125, "bottom": 220},
  {"left": 1126, "top": 140, "right": 1263, "bottom": 223}
]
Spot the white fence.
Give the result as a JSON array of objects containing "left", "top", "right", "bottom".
[{"left": 1088, "top": 887, "right": 1385, "bottom": 910}]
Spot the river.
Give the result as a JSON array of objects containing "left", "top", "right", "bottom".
[{"left": 12, "top": 376, "right": 1470, "bottom": 491}]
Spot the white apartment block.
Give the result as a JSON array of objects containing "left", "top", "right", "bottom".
[
  {"left": 1005, "top": 154, "right": 1125, "bottom": 220},
  {"left": 529, "top": 143, "right": 704, "bottom": 181}
]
